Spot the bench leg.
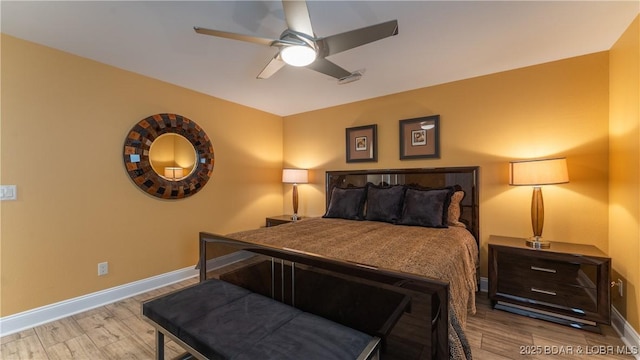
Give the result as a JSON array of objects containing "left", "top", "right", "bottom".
[
  {"left": 155, "top": 330, "right": 165, "bottom": 360},
  {"left": 369, "top": 349, "right": 380, "bottom": 360},
  {"left": 358, "top": 338, "right": 381, "bottom": 360}
]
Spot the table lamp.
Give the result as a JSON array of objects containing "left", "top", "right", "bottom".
[
  {"left": 509, "top": 158, "right": 569, "bottom": 249},
  {"left": 282, "top": 169, "right": 309, "bottom": 221}
]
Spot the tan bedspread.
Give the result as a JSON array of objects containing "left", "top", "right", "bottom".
[{"left": 227, "top": 217, "right": 479, "bottom": 329}]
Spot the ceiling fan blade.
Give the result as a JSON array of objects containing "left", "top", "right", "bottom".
[
  {"left": 282, "top": 0, "right": 314, "bottom": 36},
  {"left": 194, "top": 26, "right": 274, "bottom": 46},
  {"left": 319, "top": 20, "right": 398, "bottom": 56},
  {"left": 306, "top": 58, "right": 352, "bottom": 80},
  {"left": 257, "top": 55, "right": 286, "bottom": 79}
]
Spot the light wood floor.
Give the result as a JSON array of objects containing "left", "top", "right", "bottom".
[{"left": 1, "top": 278, "right": 633, "bottom": 360}]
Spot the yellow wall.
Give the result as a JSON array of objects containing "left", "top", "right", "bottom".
[
  {"left": 609, "top": 15, "right": 640, "bottom": 333},
  {"left": 283, "top": 52, "right": 611, "bottom": 283},
  {"left": 0, "top": 35, "right": 284, "bottom": 316}
]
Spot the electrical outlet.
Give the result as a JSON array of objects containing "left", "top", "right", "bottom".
[
  {"left": 617, "top": 279, "right": 623, "bottom": 297},
  {"left": 98, "top": 262, "right": 109, "bottom": 276}
]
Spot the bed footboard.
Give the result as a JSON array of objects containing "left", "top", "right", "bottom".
[{"left": 199, "top": 232, "right": 450, "bottom": 359}]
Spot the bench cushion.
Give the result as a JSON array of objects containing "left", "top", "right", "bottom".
[
  {"left": 179, "top": 293, "right": 303, "bottom": 358},
  {"left": 143, "top": 279, "right": 374, "bottom": 359},
  {"left": 236, "top": 312, "right": 374, "bottom": 360},
  {"left": 143, "top": 279, "right": 252, "bottom": 340}
]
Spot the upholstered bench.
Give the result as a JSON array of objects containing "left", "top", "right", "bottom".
[{"left": 142, "top": 279, "right": 381, "bottom": 360}]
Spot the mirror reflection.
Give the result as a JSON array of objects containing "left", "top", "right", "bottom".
[{"left": 149, "top": 133, "right": 198, "bottom": 181}]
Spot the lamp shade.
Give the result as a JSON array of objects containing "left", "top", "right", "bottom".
[
  {"left": 509, "top": 158, "right": 569, "bottom": 186},
  {"left": 282, "top": 169, "right": 309, "bottom": 184}
]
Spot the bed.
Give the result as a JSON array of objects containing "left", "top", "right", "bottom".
[{"left": 201, "top": 167, "right": 479, "bottom": 359}]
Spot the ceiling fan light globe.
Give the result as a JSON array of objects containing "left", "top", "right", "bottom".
[{"left": 281, "top": 45, "right": 316, "bottom": 67}]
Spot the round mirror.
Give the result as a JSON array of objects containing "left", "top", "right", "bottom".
[
  {"left": 149, "top": 133, "right": 198, "bottom": 181},
  {"left": 123, "top": 113, "right": 215, "bottom": 199}
]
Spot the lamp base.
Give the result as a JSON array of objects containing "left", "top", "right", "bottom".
[
  {"left": 291, "top": 214, "right": 299, "bottom": 221},
  {"left": 526, "top": 237, "right": 551, "bottom": 249}
]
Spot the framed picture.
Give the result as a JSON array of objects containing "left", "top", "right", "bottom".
[
  {"left": 346, "top": 124, "right": 377, "bottom": 163},
  {"left": 399, "top": 115, "right": 440, "bottom": 159}
]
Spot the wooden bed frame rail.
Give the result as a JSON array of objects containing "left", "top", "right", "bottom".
[{"left": 199, "top": 232, "right": 451, "bottom": 359}]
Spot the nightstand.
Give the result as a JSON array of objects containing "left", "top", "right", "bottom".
[
  {"left": 265, "top": 215, "right": 299, "bottom": 227},
  {"left": 488, "top": 235, "right": 611, "bottom": 332}
]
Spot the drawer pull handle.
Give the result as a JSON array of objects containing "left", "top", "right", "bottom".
[
  {"left": 530, "top": 266, "right": 556, "bottom": 273},
  {"left": 531, "top": 287, "right": 556, "bottom": 296}
]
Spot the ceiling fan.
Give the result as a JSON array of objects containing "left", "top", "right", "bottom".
[{"left": 194, "top": 1, "right": 398, "bottom": 83}]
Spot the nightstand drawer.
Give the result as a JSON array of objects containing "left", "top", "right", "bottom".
[
  {"left": 497, "top": 278, "right": 598, "bottom": 313},
  {"left": 497, "top": 252, "right": 597, "bottom": 288}
]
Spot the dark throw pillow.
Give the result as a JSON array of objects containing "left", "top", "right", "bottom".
[
  {"left": 398, "top": 187, "right": 455, "bottom": 228},
  {"left": 323, "top": 187, "right": 367, "bottom": 220},
  {"left": 365, "top": 184, "right": 406, "bottom": 224}
]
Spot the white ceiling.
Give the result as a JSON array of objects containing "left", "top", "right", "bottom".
[{"left": 2, "top": 1, "right": 638, "bottom": 116}]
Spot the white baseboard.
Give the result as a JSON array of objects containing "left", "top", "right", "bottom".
[
  {"left": 479, "top": 276, "right": 640, "bottom": 359},
  {"left": 611, "top": 306, "right": 640, "bottom": 359},
  {"left": 0, "top": 266, "right": 198, "bottom": 337}
]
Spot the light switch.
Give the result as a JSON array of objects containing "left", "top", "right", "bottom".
[{"left": 0, "top": 185, "right": 17, "bottom": 201}]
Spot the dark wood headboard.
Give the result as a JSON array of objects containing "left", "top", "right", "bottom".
[{"left": 325, "top": 167, "right": 480, "bottom": 243}]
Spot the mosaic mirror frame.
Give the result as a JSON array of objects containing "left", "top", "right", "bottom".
[{"left": 123, "top": 113, "right": 215, "bottom": 199}]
